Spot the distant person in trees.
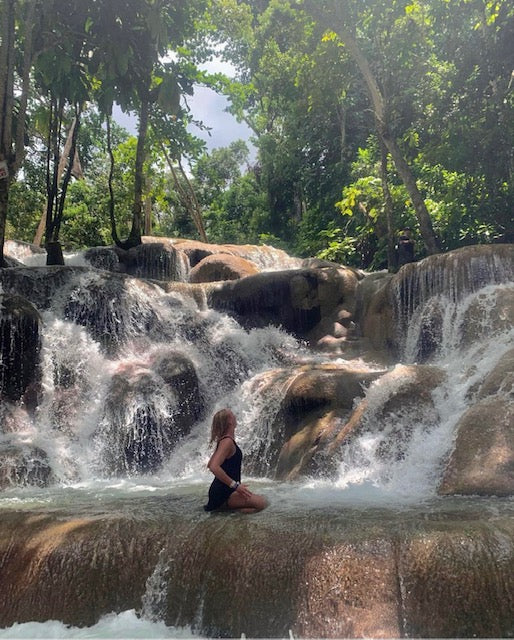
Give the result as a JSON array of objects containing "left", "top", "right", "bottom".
[
  {"left": 204, "top": 408, "right": 267, "bottom": 513},
  {"left": 395, "top": 227, "right": 416, "bottom": 268}
]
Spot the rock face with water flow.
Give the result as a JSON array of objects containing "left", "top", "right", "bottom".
[
  {"left": 360, "top": 244, "right": 514, "bottom": 361},
  {"left": 0, "top": 294, "right": 42, "bottom": 404},
  {"left": 439, "top": 347, "right": 514, "bottom": 496},
  {"left": 246, "top": 364, "right": 384, "bottom": 480},
  {"left": 96, "top": 350, "right": 203, "bottom": 475},
  {"left": 0, "top": 445, "right": 54, "bottom": 489},
  {"left": 208, "top": 265, "right": 361, "bottom": 345},
  {"left": 0, "top": 503, "right": 512, "bottom": 638}
]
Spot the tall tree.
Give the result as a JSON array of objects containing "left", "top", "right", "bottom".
[
  {"left": 88, "top": 0, "right": 206, "bottom": 249},
  {"left": 0, "top": 0, "right": 39, "bottom": 266},
  {"left": 310, "top": 0, "right": 441, "bottom": 255}
]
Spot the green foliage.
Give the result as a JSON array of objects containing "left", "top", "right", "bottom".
[{"left": 3, "top": 0, "right": 513, "bottom": 266}]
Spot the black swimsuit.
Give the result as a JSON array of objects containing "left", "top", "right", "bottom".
[{"left": 204, "top": 437, "right": 242, "bottom": 511}]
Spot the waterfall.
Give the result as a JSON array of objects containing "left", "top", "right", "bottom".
[
  {"left": 331, "top": 247, "right": 514, "bottom": 499},
  {"left": 0, "top": 243, "right": 513, "bottom": 639}
]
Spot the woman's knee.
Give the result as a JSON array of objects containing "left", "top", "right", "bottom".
[{"left": 250, "top": 494, "right": 268, "bottom": 511}]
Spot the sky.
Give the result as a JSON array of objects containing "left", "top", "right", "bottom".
[{"left": 112, "top": 58, "right": 255, "bottom": 156}]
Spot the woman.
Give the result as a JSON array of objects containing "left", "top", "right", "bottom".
[{"left": 204, "top": 408, "right": 267, "bottom": 513}]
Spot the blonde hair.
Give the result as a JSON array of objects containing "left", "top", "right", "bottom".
[{"left": 209, "top": 408, "right": 234, "bottom": 446}]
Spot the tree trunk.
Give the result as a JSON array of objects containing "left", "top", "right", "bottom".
[
  {"left": 106, "top": 115, "right": 122, "bottom": 248},
  {"left": 327, "top": 7, "right": 440, "bottom": 255},
  {"left": 34, "top": 115, "right": 78, "bottom": 246},
  {"left": 144, "top": 193, "right": 152, "bottom": 236},
  {"left": 0, "top": 0, "right": 15, "bottom": 268},
  {"left": 379, "top": 139, "right": 397, "bottom": 271},
  {"left": 379, "top": 127, "right": 440, "bottom": 255},
  {"left": 0, "top": 178, "right": 9, "bottom": 267},
  {"left": 160, "top": 141, "right": 208, "bottom": 243},
  {"left": 13, "top": 0, "right": 38, "bottom": 175},
  {"left": 125, "top": 95, "right": 149, "bottom": 249}
]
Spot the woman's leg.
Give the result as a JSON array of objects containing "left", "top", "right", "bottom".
[{"left": 227, "top": 491, "right": 268, "bottom": 514}]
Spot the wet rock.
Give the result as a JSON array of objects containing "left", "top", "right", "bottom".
[
  {"left": 0, "top": 294, "right": 42, "bottom": 403},
  {"left": 83, "top": 247, "right": 121, "bottom": 272},
  {"left": 0, "top": 502, "right": 512, "bottom": 638},
  {"left": 243, "top": 364, "right": 383, "bottom": 479},
  {"left": 97, "top": 350, "right": 203, "bottom": 475},
  {"left": 438, "top": 348, "right": 514, "bottom": 497},
  {"left": 459, "top": 286, "right": 514, "bottom": 348},
  {"left": 296, "top": 539, "right": 400, "bottom": 638},
  {"left": 439, "top": 397, "right": 514, "bottom": 496},
  {"left": 189, "top": 253, "right": 259, "bottom": 283},
  {"left": 399, "top": 522, "right": 514, "bottom": 637},
  {"left": 119, "top": 242, "right": 186, "bottom": 282},
  {"left": 62, "top": 271, "right": 162, "bottom": 354},
  {"left": 477, "top": 347, "right": 514, "bottom": 399},
  {"left": 327, "top": 364, "right": 447, "bottom": 462},
  {"left": 172, "top": 238, "right": 300, "bottom": 270},
  {"left": 0, "top": 445, "right": 53, "bottom": 489},
  {"left": 208, "top": 266, "right": 359, "bottom": 341},
  {"left": 359, "top": 244, "right": 514, "bottom": 360}
]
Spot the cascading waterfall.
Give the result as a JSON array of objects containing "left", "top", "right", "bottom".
[
  {"left": 331, "top": 248, "right": 514, "bottom": 499},
  {"left": 0, "top": 242, "right": 513, "bottom": 639}
]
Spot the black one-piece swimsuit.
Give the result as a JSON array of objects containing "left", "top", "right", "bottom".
[{"left": 204, "top": 437, "right": 242, "bottom": 511}]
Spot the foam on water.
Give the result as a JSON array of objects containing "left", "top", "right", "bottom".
[{"left": 0, "top": 610, "right": 200, "bottom": 639}]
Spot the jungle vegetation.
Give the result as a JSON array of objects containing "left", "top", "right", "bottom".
[{"left": 1, "top": 0, "right": 512, "bottom": 269}]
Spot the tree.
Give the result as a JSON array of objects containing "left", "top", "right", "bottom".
[
  {"left": 88, "top": 0, "right": 207, "bottom": 249},
  {"left": 309, "top": 0, "right": 441, "bottom": 255},
  {"left": 0, "top": 0, "right": 40, "bottom": 266}
]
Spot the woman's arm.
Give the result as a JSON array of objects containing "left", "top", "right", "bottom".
[{"left": 207, "top": 440, "right": 253, "bottom": 499}]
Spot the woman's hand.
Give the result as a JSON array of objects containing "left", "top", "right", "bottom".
[{"left": 235, "top": 483, "right": 252, "bottom": 499}]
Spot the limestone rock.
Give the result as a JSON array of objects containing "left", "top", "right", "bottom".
[
  {"left": 0, "top": 294, "right": 42, "bottom": 403},
  {"left": 439, "top": 396, "right": 513, "bottom": 496},
  {"left": 244, "top": 364, "right": 384, "bottom": 479},
  {"left": 359, "top": 244, "right": 514, "bottom": 360},
  {"left": 0, "top": 445, "right": 53, "bottom": 489},
  {"left": 208, "top": 266, "right": 360, "bottom": 341},
  {"left": 83, "top": 247, "right": 121, "bottom": 272},
  {"left": 189, "top": 253, "right": 259, "bottom": 283},
  {"left": 0, "top": 504, "right": 512, "bottom": 638},
  {"left": 327, "top": 364, "right": 447, "bottom": 461},
  {"left": 96, "top": 350, "right": 203, "bottom": 475},
  {"left": 120, "top": 242, "right": 186, "bottom": 281}
]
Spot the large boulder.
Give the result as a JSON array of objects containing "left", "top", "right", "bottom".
[
  {"left": 208, "top": 266, "right": 360, "bottom": 342},
  {"left": 118, "top": 242, "right": 188, "bottom": 282},
  {"left": 61, "top": 271, "right": 163, "bottom": 354},
  {"left": 326, "top": 364, "right": 447, "bottom": 464},
  {"left": 243, "top": 364, "right": 384, "bottom": 479},
  {"left": 439, "top": 348, "right": 514, "bottom": 496},
  {"left": 0, "top": 294, "right": 42, "bottom": 404},
  {"left": 96, "top": 350, "right": 203, "bottom": 475},
  {"left": 170, "top": 238, "right": 301, "bottom": 271},
  {"left": 0, "top": 445, "right": 54, "bottom": 489},
  {"left": 359, "top": 244, "right": 514, "bottom": 360},
  {"left": 189, "top": 253, "right": 259, "bottom": 283},
  {"left": 83, "top": 247, "right": 121, "bottom": 272}
]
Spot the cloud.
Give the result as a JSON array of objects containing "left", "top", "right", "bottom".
[
  {"left": 187, "top": 86, "right": 253, "bottom": 150},
  {"left": 112, "top": 56, "right": 256, "bottom": 159}
]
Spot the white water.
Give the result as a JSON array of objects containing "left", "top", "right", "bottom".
[
  {"left": 0, "top": 250, "right": 512, "bottom": 502},
  {"left": 1, "top": 246, "right": 513, "bottom": 636},
  {"left": 0, "top": 610, "right": 200, "bottom": 639}
]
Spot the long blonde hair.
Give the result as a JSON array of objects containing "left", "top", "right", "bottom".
[{"left": 209, "top": 408, "right": 234, "bottom": 446}]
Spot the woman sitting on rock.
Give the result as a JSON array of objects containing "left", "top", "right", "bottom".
[{"left": 204, "top": 408, "right": 267, "bottom": 514}]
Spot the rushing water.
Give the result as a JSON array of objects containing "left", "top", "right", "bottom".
[{"left": 0, "top": 244, "right": 513, "bottom": 638}]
